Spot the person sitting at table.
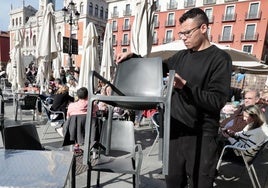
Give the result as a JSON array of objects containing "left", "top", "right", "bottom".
[
  {"left": 221, "top": 90, "right": 260, "bottom": 133},
  {"left": 56, "top": 87, "right": 98, "bottom": 144},
  {"left": 221, "top": 105, "right": 268, "bottom": 162}
]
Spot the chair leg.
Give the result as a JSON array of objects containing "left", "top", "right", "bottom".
[
  {"left": 97, "top": 171, "right": 101, "bottom": 187},
  {"left": 247, "top": 165, "right": 261, "bottom": 188},
  {"left": 147, "top": 134, "right": 159, "bottom": 157},
  {"left": 133, "top": 174, "right": 136, "bottom": 188},
  {"left": 42, "top": 123, "right": 50, "bottom": 139}
]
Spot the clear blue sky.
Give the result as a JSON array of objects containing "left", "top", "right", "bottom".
[{"left": 0, "top": 0, "right": 62, "bottom": 31}]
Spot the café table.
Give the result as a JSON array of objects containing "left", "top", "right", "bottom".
[{"left": 0, "top": 149, "right": 75, "bottom": 188}]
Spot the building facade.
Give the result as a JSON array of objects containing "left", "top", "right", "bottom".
[
  {"left": 9, "top": 0, "right": 108, "bottom": 68},
  {"left": 106, "top": 0, "right": 268, "bottom": 63},
  {"left": 0, "top": 31, "right": 10, "bottom": 69}
]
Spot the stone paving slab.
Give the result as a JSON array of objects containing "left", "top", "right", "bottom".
[{"left": 1, "top": 101, "right": 268, "bottom": 187}]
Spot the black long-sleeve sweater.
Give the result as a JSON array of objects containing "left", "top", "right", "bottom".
[{"left": 164, "top": 45, "right": 232, "bottom": 136}]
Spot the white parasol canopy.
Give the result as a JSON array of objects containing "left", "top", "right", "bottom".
[
  {"left": 78, "top": 22, "right": 99, "bottom": 88},
  {"left": 36, "top": 3, "right": 58, "bottom": 92},
  {"left": 9, "top": 29, "right": 26, "bottom": 91},
  {"left": 100, "top": 22, "right": 114, "bottom": 81},
  {"left": 149, "top": 40, "right": 266, "bottom": 69},
  {"left": 131, "top": 0, "right": 155, "bottom": 57}
]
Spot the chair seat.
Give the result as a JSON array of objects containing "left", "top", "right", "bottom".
[{"left": 92, "top": 154, "right": 136, "bottom": 174}]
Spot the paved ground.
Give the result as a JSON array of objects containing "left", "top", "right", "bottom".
[{"left": 1, "top": 101, "right": 268, "bottom": 188}]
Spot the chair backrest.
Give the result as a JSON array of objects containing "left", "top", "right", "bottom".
[
  {"left": 3, "top": 123, "right": 43, "bottom": 150},
  {"left": 101, "top": 120, "right": 135, "bottom": 154},
  {"left": 113, "top": 57, "right": 163, "bottom": 97},
  {"left": 20, "top": 95, "right": 38, "bottom": 110}
]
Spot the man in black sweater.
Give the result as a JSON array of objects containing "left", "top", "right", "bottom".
[{"left": 116, "top": 8, "right": 232, "bottom": 188}]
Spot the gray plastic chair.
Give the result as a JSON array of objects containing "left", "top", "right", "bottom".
[
  {"left": 90, "top": 120, "right": 142, "bottom": 188},
  {"left": 83, "top": 57, "right": 175, "bottom": 182},
  {"left": 216, "top": 141, "right": 268, "bottom": 188}
]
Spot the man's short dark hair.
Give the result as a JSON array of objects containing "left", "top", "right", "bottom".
[
  {"left": 54, "top": 78, "right": 62, "bottom": 85},
  {"left": 77, "top": 87, "right": 88, "bottom": 99},
  {"left": 179, "top": 8, "right": 209, "bottom": 27}
]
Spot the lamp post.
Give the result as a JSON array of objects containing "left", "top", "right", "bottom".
[{"left": 62, "top": 0, "right": 80, "bottom": 70}]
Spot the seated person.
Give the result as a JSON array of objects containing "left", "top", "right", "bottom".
[
  {"left": 56, "top": 87, "right": 98, "bottom": 145},
  {"left": 221, "top": 105, "right": 268, "bottom": 162},
  {"left": 50, "top": 84, "right": 74, "bottom": 120},
  {"left": 221, "top": 90, "right": 260, "bottom": 132}
]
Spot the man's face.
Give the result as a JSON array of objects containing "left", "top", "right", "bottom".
[
  {"left": 178, "top": 18, "right": 205, "bottom": 51},
  {"left": 244, "top": 91, "right": 258, "bottom": 106}
]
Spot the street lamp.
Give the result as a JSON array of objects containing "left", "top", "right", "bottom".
[{"left": 62, "top": 0, "right": 80, "bottom": 69}]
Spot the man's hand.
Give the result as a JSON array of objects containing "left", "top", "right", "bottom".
[
  {"left": 173, "top": 73, "right": 186, "bottom": 89},
  {"left": 115, "top": 52, "right": 133, "bottom": 64}
]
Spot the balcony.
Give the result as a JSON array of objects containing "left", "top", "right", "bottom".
[
  {"left": 123, "top": 9, "right": 132, "bottom": 16},
  {"left": 167, "top": 2, "right": 178, "bottom": 10},
  {"left": 165, "top": 19, "right": 176, "bottom": 27},
  {"left": 218, "top": 34, "right": 234, "bottom": 42},
  {"left": 154, "top": 21, "right": 160, "bottom": 28},
  {"left": 152, "top": 38, "right": 159, "bottom": 45},
  {"left": 224, "top": 0, "right": 238, "bottom": 2},
  {"left": 241, "top": 33, "right": 259, "bottom": 42},
  {"left": 203, "top": 0, "right": 216, "bottom": 5},
  {"left": 111, "top": 11, "right": 119, "bottom": 18},
  {"left": 184, "top": 0, "right": 196, "bottom": 8},
  {"left": 245, "top": 11, "right": 262, "bottom": 20},
  {"left": 222, "top": 13, "right": 237, "bottom": 22},
  {"left": 112, "top": 26, "right": 118, "bottom": 32},
  {"left": 163, "top": 37, "right": 175, "bottom": 44},
  {"left": 122, "top": 24, "right": 131, "bottom": 31},
  {"left": 121, "top": 40, "right": 130, "bottom": 46}
]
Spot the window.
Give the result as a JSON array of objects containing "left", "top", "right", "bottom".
[
  {"left": 122, "top": 48, "right": 128, "bottom": 52},
  {"left": 247, "top": 2, "right": 260, "bottom": 19},
  {"left": 26, "top": 36, "right": 29, "bottom": 47},
  {"left": 95, "top": 5, "right": 98, "bottom": 17},
  {"left": 205, "top": 8, "right": 213, "bottom": 23},
  {"left": 123, "top": 19, "right": 130, "bottom": 30},
  {"left": 124, "top": 4, "right": 131, "bottom": 16},
  {"left": 243, "top": 45, "right": 253, "bottom": 53},
  {"left": 164, "top": 30, "right": 173, "bottom": 43},
  {"left": 223, "top": 5, "right": 236, "bottom": 21},
  {"left": 122, "top": 34, "right": 129, "bottom": 45},
  {"left": 33, "top": 35, "right": 36, "bottom": 46},
  {"left": 100, "top": 7, "right": 104, "bottom": 18},
  {"left": 19, "top": 17, "right": 22, "bottom": 25},
  {"left": 89, "top": 3, "right": 93, "bottom": 15},
  {"left": 244, "top": 24, "right": 256, "bottom": 40},
  {"left": 184, "top": 0, "right": 195, "bottom": 7},
  {"left": 221, "top": 26, "right": 232, "bottom": 41},
  {"left": 16, "top": 18, "right": 18, "bottom": 26},
  {"left": 112, "top": 20, "right": 117, "bottom": 31},
  {"left": 167, "top": 0, "right": 177, "bottom": 9},
  {"left": 105, "top": 9, "right": 108, "bottom": 19},
  {"left": 203, "top": 0, "right": 216, "bottom": 5},
  {"left": 112, "top": 6, "right": 118, "bottom": 17},
  {"left": 166, "top": 13, "right": 175, "bottom": 26},
  {"left": 80, "top": 2, "right": 84, "bottom": 14},
  {"left": 112, "top": 35, "right": 117, "bottom": 46},
  {"left": 153, "top": 15, "right": 159, "bottom": 27}
]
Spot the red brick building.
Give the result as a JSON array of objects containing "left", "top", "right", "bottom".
[
  {"left": 107, "top": 0, "right": 268, "bottom": 64},
  {"left": 0, "top": 31, "right": 10, "bottom": 69}
]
